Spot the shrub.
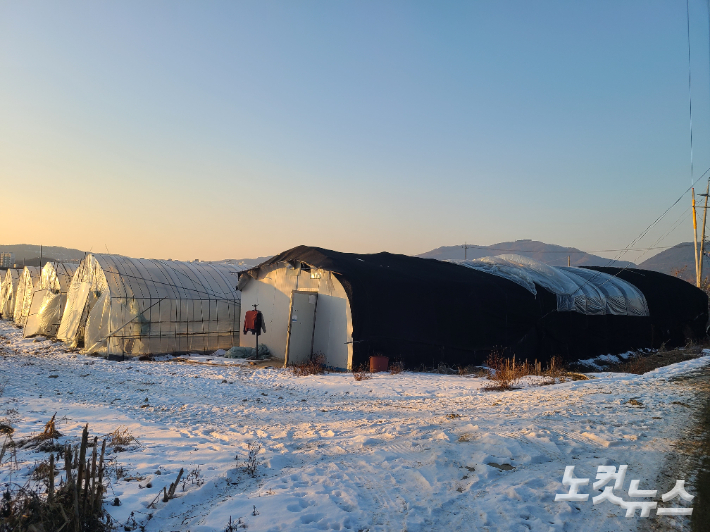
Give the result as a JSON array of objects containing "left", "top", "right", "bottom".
[
  {"left": 484, "top": 352, "right": 524, "bottom": 391},
  {"left": 389, "top": 361, "right": 404, "bottom": 375},
  {"left": 484, "top": 353, "right": 577, "bottom": 390},
  {"left": 290, "top": 353, "right": 326, "bottom": 377},
  {"left": 352, "top": 365, "right": 372, "bottom": 381},
  {"left": 241, "top": 441, "right": 262, "bottom": 478}
]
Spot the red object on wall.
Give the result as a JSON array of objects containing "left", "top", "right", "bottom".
[{"left": 370, "top": 356, "right": 389, "bottom": 373}]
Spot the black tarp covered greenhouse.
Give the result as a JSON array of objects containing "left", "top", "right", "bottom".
[{"left": 243, "top": 246, "right": 708, "bottom": 369}]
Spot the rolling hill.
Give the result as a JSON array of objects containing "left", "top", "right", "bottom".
[
  {"left": 637, "top": 242, "right": 708, "bottom": 281},
  {"left": 0, "top": 244, "right": 85, "bottom": 267},
  {"left": 417, "top": 240, "right": 636, "bottom": 268},
  {"left": 0, "top": 244, "right": 273, "bottom": 270}
]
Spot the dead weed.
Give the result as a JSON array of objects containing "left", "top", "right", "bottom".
[{"left": 290, "top": 353, "right": 326, "bottom": 377}]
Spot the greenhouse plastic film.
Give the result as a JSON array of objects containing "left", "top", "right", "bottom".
[
  {"left": 58, "top": 281, "right": 92, "bottom": 344},
  {"left": 0, "top": 270, "right": 18, "bottom": 318},
  {"left": 23, "top": 289, "right": 49, "bottom": 337},
  {"left": 13, "top": 266, "right": 40, "bottom": 325},
  {"left": 451, "top": 254, "right": 649, "bottom": 317},
  {"left": 24, "top": 263, "right": 79, "bottom": 338},
  {"left": 58, "top": 253, "right": 244, "bottom": 356},
  {"left": 37, "top": 292, "right": 63, "bottom": 337}
]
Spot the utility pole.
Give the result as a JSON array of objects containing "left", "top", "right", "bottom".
[
  {"left": 699, "top": 179, "right": 710, "bottom": 287},
  {"left": 461, "top": 242, "right": 471, "bottom": 260},
  {"left": 693, "top": 188, "right": 700, "bottom": 287}
]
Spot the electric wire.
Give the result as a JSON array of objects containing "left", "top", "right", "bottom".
[{"left": 688, "top": 0, "right": 695, "bottom": 186}]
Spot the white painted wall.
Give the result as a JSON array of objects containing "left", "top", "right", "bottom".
[{"left": 239, "top": 263, "right": 353, "bottom": 369}]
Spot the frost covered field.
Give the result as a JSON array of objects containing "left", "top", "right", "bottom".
[{"left": 0, "top": 320, "right": 706, "bottom": 532}]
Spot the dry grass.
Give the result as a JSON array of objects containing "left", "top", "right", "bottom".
[
  {"left": 1, "top": 424, "right": 113, "bottom": 532},
  {"left": 37, "top": 413, "right": 62, "bottom": 441},
  {"left": 182, "top": 466, "right": 205, "bottom": 490},
  {"left": 290, "top": 353, "right": 326, "bottom": 377},
  {"left": 352, "top": 364, "right": 372, "bottom": 381},
  {"left": 10, "top": 414, "right": 64, "bottom": 452},
  {"left": 615, "top": 354, "right": 648, "bottom": 375},
  {"left": 106, "top": 426, "right": 138, "bottom": 451},
  {"left": 458, "top": 365, "right": 489, "bottom": 377},
  {"left": 1, "top": 433, "right": 17, "bottom": 469},
  {"left": 484, "top": 353, "right": 525, "bottom": 391},
  {"left": 606, "top": 347, "right": 704, "bottom": 375},
  {"left": 242, "top": 441, "right": 262, "bottom": 478},
  {"left": 389, "top": 361, "right": 404, "bottom": 375},
  {"left": 484, "top": 353, "right": 586, "bottom": 391}
]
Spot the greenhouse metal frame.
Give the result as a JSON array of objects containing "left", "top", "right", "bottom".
[{"left": 58, "top": 253, "right": 245, "bottom": 356}]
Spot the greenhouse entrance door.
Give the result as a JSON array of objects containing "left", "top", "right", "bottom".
[{"left": 285, "top": 291, "right": 318, "bottom": 365}]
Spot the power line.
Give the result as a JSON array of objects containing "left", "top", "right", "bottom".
[
  {"left": 604, "top": 164, "right": 710, "bottom": 266},
  {"left": 526, "top": 164, "right": 710, "bottom": 297}
]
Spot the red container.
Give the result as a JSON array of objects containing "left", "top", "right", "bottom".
[{"left": 370, "top": 355, "right": 389, "bottom": 373}]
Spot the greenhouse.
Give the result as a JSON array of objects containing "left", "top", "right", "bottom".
[
  {"left": 57, "top": 253, "right": 244, "bottom": 356},
  {"left": 23, "top": 262, "right": 79, "bottom": 338},
  {"left": 0, "top": 269, "right": 22, "bottom": 319},
  {"left": 13, "top": 266, "right": 40, "bottom": 326},
  {"left": 238, "top": 246, "right": 707, "bottom": 369}
]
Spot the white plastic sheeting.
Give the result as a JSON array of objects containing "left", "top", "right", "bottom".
[
  {"left": 0, "top": 269, "right": 22, "bottom": 319},
  {"left": 58, "top": 254, "right": 246, "bottom": 356},
  {"left": 451, "top": 254, "right": 649, "bottom": 317},
  {"left": 13, "top": 267, "right": 40, "bottom": 325},
  {"left": 24, "top": 262, "right": 78, "bottom": 338}
]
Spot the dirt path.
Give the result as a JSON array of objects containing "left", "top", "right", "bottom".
[
  {"left": 644, "top": 365, "right": 710, "bottom": 532},
  {"left": 688, "top": 367, "right": 710, "bottom": 532}
]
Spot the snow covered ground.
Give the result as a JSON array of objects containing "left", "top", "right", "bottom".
[{"left": 0, "top": 320, "right": 706, "bottom": 532}]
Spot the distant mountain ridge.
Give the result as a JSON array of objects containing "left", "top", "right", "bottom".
[
  {"left": 417, "top": 240, "right": 637, "bottom": 268},
  {"left": 209, "top": 257, "right": 273, "bottom": 269},
  {"left": 0, "top": 244, "right": 85, "bottom": 265},
  {"left": 13, "top": 241, "right": 702, "bottom": 278},
  {"left": 0, "top": 244, "right": 274, "bottom": 270},
  {"left": 637, "top": 242, "right": 706, "bottom": 282}
]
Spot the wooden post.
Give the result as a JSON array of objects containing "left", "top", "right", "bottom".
[
  {"left": 95, "top": 440, "right": 106, "bottom": 512},
  {"left": 73, "top": 486, "right": 80, "bottom": 532},
  {"left": 89, "top": 437, "right": 98, "bottom": 509},
  {"left": 167, "top": 468, "right": 184, "bottom": 499},
  {"left": 693, "top": 188, "right": 700, "bottom": 286},
  {"left": 64, "top": 444, "right": 72, "bottom": 484},
  {"left": 700, "top": 180, "right": 709, "bottom": 287},
  {"left": 83, "top": 457, "right": 90, "bottom": 513},
  {"left": 77, "top": 424, "right": 88, "bottom": 492},
  {"left": 48, "top": 453, "right": 55, "bottom": 503}
]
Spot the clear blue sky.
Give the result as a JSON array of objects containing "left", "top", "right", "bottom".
[{"left": 2, "top": 0, "right": 710, "bottom": 263}]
